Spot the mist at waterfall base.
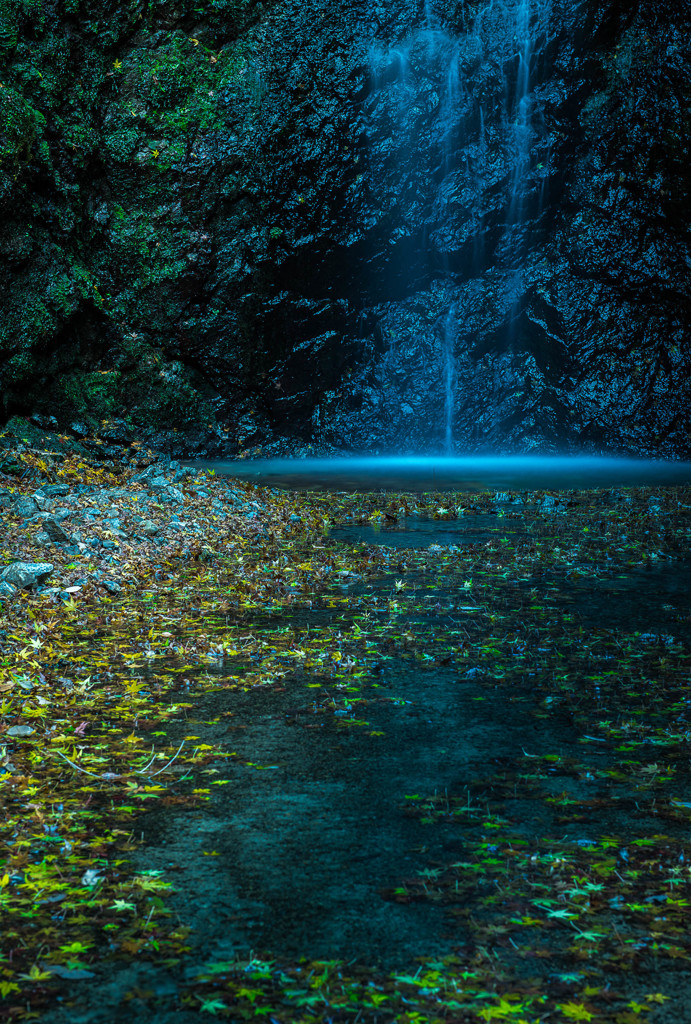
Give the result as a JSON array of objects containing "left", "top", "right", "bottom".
[
  {"left": 201, "top": 456, "right": 691, "bottom": 493},
  {"left": 359, "top": 0, "right": 555, "bottom": 454}
]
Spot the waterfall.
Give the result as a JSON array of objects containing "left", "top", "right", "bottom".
[
  {"left": 510, "top": 0, "right": 535, "bottom": 231},
  {"left": 442, "top": 305, "right": 457, "bottom": 452},
  {"left": 368, "top": 0, "right": 551, "bottom": 451}
]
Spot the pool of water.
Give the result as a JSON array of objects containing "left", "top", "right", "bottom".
[
  {"left": 139, "top": 659, "right": 559, "bottom": 966},
  {"left": 40, "top": 486, "right": 691, "bottom": 1023},
  {"left": 542, "top": 559, "right": 691, "bottom": 642},
  {"left": 328, "top": 518, "right": 691, "bottom": 639},
  {"left": 132, "top": 552, "right": 691, "bottom": 971},
  {"left": 198, "top": 455, "right": 691, "bottom": 492},
  {"left": 330, "top": 513, "right": 527, "bottom": 548}
]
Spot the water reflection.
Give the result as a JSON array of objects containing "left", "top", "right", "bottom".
[{"left": 331, "top": 513, "right": 526, "bottom": 548}]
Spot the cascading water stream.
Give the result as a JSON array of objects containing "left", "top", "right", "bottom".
[
  {"left": 368, "top": 0, "right": 551, "bottom": 452},
  {"left": 441, "top": 305, "right": 457, "bottom": 452},
  {"left": 509, "top": 0, "right": 535, "bottom": 237}
]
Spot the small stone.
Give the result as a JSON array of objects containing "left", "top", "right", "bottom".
[
  {"left": 102, "top": 580, "right": 121, "bottom": 594},
  {"left": 0, "top": 581, "right": 17, "bottom": 599},
  {"left": 29, "top": 413, "right": 57, "bottom": 429},
  {"left": 132, "top": 465, "right": 157, "bottom": 483},
  {"left": 12, "top": 496, "right": 39, "bottom": 517},
  {"left": 0, "top": 562, "right": 54, "bottom": 588},
  {"left": 43, "top": 517, "right": 71, "bottom": 543},
  {"left": 42, "top": 484, "right": 70, "bottom": 497},
  {"left": 140, "top": 520, "right": 159, "bottom": 537},
  {"left": 159, "top": 486, "right": 184, "bottom": 503},
  {"left": 7, "top": 725, "right": 35, "bottom": 737},
  {"left": 101, "top": 488, "right": 132, "bottom": 500},
  {"left": 102, "top": 540, "right": 117, "bottom": 550},
  {"left": 147, "top": 476, "right": 169, "bottom": 493},
  {"left": 80, "top": 868, "right": 104, "bottom": 887}
]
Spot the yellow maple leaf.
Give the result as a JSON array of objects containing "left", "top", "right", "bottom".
[
  {"left": 113, "top": 59, "right": 122, "bottom": 69},
  {"left": 19, "top": 965, "right": 53, "bottom": 982},
  {"left": 558, "top": 1004, "right": 594, "bottom": 1022}
]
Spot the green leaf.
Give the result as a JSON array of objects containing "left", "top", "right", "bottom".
[
  {"left": 198, "top": 997, "right": 227, "bottom": 1014},
  {"left": 110, "top": 899, "right": 136, "bottom": 912}
]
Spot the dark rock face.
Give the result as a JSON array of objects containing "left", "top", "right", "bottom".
[{"left": 0, "top": 0, "right": 689, "bottom": 457}]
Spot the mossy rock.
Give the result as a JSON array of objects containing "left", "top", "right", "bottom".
[{"left": 0, "top": 88, "right": 44, "bottom": 169}]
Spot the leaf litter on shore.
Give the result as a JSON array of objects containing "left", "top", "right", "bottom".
[{"left": 1, "top": 430, "right": 691, "bottom": 1021}]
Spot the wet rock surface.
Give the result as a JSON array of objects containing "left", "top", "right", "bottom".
[{"left": 0, "top": 0, "right": 689, "bottom": 457}]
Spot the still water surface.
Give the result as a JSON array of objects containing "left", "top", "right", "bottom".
[{"left": 201, "top": 455, "right": 691, "bottom": 492}]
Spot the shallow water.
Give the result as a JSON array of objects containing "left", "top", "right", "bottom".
[
  {"left": 134, "top": 590, "right": 581, "bottom": 972},
  {"left": 331, "top": 517, "right": 691, "bottom": 637},
  {"left": 41, "top": 493, "right": 691, "bottom": 1023},
  {"left": 135, "top": 549, "right": 691, "bottom": 966},
  {"left": 542, "top": 559, "right": 691, "bottom": 642},
  {"left": 330, "top": 512, "right": 527, "bottom": 548},
  {"left": 199, "top": 455, "right": 691, "bottom": 492},
  {"left": 139, "top": 660, "right": 564, "bottom": 967}
]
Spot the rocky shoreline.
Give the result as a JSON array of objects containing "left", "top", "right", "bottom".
[{"left": 0, "top": 418, "right": 263, "bottom": 606}]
